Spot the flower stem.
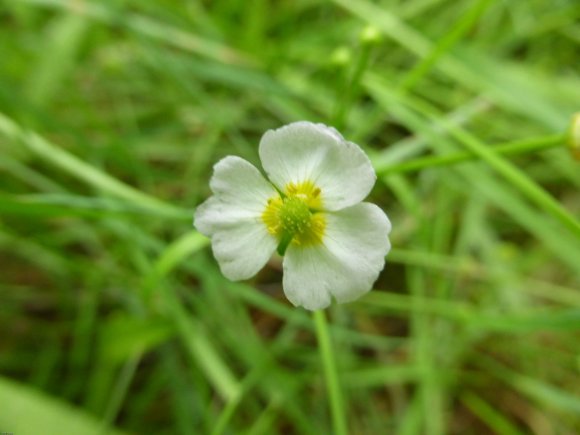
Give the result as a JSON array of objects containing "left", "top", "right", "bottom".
[
  {"left": 332, "top": 27, "right": 379, "bottom": 130},
  {"left": 276, "top": 232, "right": 293, "bottom": 256},
  {"left": 313, "top": 309, "right": 348, "bottom": 435}
]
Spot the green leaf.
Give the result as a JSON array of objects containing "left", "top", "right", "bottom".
[{"left": 0, "top": 376, "right": 128, "bottom": 435}]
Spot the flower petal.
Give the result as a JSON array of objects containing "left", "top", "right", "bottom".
[
  {"left": 259, "top": 121, "right": 376, "bottom": 211},
  {"left": 282, "top": 203, "right": 391, "bottom": 310},
  {"left": 202, "top": 202, "right": 277, "bottom": 280},
  {"left": 194, "top": 156, "right": 278, "bottom": 280}
]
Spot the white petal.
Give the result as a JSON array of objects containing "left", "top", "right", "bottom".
[
  {"left": 194, "top": 155, "right": 277, "bottom": 235},
  {"left": 259, "top": 122, "right": 376, "bottom": 211},
  {"left": 282, "top": 203, "right": 391, "bottom": 310},
  {"left": 194, "top": 156, "right": 278, "bottom": 280},
  {"left": 209, "top": 209, "right": 277, "bottom": 280}
]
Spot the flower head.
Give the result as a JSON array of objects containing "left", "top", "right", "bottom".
[
  {"left": 194, "top": 122, "right": 391, "bottom": 310},
  {"left": 568, "top": 112, "right": 580, "bottom": 160}
]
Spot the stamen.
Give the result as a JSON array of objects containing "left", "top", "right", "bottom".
[{"left": 261, "top": 180, "right": 326, "bottom": 250}]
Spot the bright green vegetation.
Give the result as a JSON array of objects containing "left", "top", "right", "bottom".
[{"left": 1, "top": 1, "right": 579, "bottom": 434}]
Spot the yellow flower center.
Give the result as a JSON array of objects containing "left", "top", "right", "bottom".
[{"left": 262, "top": 180, "right": 326, "bottom": 253}]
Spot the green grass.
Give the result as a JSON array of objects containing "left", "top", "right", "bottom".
[{"left": 1, "top": 1, "right": 579, "bottom": 434}]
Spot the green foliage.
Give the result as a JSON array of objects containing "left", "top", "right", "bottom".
[{"left": 1, "top": 0, "right": 579, "bottom": 434}]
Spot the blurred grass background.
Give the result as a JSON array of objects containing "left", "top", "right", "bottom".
[{"left": 1, "top": 0, "right": 580, "bottom": 434}]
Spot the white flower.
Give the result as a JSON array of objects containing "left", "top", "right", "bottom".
[{"left": 194, "top": 121, "right": 391, "bottom": 311}]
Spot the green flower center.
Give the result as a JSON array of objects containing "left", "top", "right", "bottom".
[
  {"left": 279, "top": 196, "right": 312, "bottom": 235},
  {"left": 261, "top": 181, "right": 326, "bottom": 254}
]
